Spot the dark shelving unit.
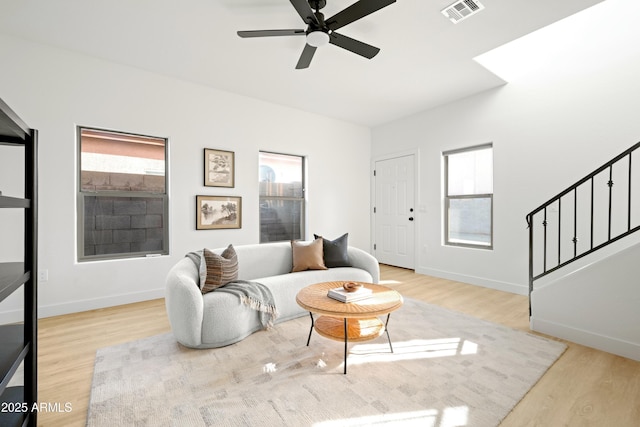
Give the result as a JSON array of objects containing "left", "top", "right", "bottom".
[{"left": 0, "top": 96, "right": 38, "bottom": 427}]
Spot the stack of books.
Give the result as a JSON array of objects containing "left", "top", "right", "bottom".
[{"left": 328, "top": 286, "right": 373, "bottom": 303}]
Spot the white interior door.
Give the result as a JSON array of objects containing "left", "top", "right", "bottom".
[{"left": 374, "top": 155, "right": 415, "bottom": 269}]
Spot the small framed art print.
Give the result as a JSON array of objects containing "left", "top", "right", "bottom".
[
  {"left": 196, "top": 195, "right": 242, "bottom": 230},
  {"left": 204, "top": 148, "right": 234, "bottom": 187}
]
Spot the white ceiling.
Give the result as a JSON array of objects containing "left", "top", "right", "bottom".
[{"left": 0, "top": 0, "right": 605, "bottom": 127}]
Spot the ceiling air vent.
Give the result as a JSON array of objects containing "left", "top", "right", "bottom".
[{"left": 441, "top": 0, "right": 485, "bottom": 24}]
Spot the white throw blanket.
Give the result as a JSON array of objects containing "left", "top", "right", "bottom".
[{"left": 214, "top": 280, "right": 279, "bottom": 330}]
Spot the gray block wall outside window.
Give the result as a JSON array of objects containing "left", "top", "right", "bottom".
[{"left": 83, "top": 195, "right": 165, "bottom": 256}]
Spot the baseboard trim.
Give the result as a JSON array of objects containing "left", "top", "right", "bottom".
[
  {"left": 0, "top": 288, "right": 165, "bottom": 323},
  {"left": 531, "top": 316, "right": 640, "bottom": 362},
  {"left": 416, "top": 267, "right": 527, "bottom": 296}
]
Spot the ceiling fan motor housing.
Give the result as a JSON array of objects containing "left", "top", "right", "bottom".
[
  {"left": 309, "top": 0, "right": 327, "bottom": 10},
  {"left": 306, "top": 8, "right": 330, "bottom": 47}
]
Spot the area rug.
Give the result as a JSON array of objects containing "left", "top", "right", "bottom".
[{"left": 87, "top": 298, "right": 566, "bottom": 427}]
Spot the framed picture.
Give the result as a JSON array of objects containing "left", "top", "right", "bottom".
[
  {"left": 196, "top": 195, "right": 242, "bottom": 230},
  {"left": 204, "top": 148, "right": 234, "bottom": 187}
]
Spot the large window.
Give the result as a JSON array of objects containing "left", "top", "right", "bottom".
[
  {"left": 77, "top": 127, "right": 168, "bottom": 261},
  {"left": 259, "top": 152, "right": 305, "bottom": 242},
  {"left": 444, "top": 143, "right": 493, "bottom": 249}
]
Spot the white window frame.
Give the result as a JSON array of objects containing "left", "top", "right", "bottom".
[{"left": 443, "top": 143, "right": 493, "bottom": 250}]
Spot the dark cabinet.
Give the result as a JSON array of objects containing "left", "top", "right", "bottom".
[{"left": 0, "top": 97, "right": 38, "bottom": 427}]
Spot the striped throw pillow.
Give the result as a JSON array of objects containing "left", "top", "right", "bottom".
[{"left": 200, "top": 245, "right": 238, "bottom": 294}]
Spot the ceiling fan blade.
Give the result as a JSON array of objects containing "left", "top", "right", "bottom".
[
  {"left": 296, "top": 44, "right": 317, "bottom": 69},
  {"left": 329, "top": 32, "right": 380, "bottom": 59},
  {"left": 289, "top": 0, "right": 320, "bottom": 26},
  {"left": 237, "top": 29, "right": 306, "bottom": 38},
  {"left": 326, "top": 0, "right": 396, "bottom": 31}
]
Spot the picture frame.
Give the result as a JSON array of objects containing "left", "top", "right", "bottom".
[
  {"left": 204, "top": 148, "right": 234, "bottom": 187},
  {"left": 196, "top": 195, "right": 242, "bottom": 230}
]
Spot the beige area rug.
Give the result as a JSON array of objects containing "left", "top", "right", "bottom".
[{"left": 87, "top": 298, "right": 566, "bottom": 426}]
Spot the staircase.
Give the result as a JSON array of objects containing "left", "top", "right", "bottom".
[{"left": 526, "top": 141, "right": 640, "bottom": 361}]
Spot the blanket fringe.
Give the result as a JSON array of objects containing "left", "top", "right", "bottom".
[{"left": 240, "top": 296, "right": 280, "bottom": 330}]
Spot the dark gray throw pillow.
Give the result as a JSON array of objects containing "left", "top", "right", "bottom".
[{"left": 314, "top": 233, "right": 351, "bottom": 268}]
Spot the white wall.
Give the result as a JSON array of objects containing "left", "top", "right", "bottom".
[
  {"left": 531, "top": 242, "right": 640, "bottom": 361},
  {"left": 0, "top": 34, "right": 371, "bottom": 321},
  {"left": 371, "top": 0, "right": 640, "bottom": 295}
]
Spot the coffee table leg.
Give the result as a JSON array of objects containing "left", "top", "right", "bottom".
[
  {"left": 384, "top": 313, "right": 394, "bottom": 353},
  {"left": 343, "top": 318, "right": 348, "bottom": 375},
  {"left": 306, "top": 312, "right": 315, "bottom": 346}
]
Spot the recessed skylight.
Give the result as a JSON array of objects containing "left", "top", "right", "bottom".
[{"left": 474, "top": 0, "right": 638, "bottom": 83}]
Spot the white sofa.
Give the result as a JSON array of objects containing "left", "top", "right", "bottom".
[{"left": 165, "top": 241, "right": 380, "bottom": 349}]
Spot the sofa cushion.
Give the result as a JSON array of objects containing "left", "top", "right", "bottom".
[
  {"left": 314, "top": 233, "right": 352, "bottom": 268},
  {"left": 254, "top": 267, "right": 376, "bottom": 323},
  {"left": 209, "top": 242, "right": 293, "bottom": 281},
  {"left": 200, "top": 245, "right": 238, "bottom": 294},
  {"left": 291, "top": 238, "right": 328, "bottom": 272}
]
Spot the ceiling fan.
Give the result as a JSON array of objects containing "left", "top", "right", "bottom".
[{"left": 237, "top": 0, "right": 396, "bottom": 69}]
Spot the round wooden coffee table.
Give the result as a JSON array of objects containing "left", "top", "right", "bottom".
[{"left": 296, "top": 281, "right": 403, "bottom": 374}]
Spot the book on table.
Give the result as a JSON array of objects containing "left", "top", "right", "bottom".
[{"left": 328, "top": 286, "right": 373, "bottom": 303}]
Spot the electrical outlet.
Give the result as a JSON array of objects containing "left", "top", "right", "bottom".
[{"left": 38, "top": 269, "right": 48, "bottom": 282}]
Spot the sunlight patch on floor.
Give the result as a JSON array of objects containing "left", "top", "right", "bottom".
[
  {"left": 312, "top": 406, "right": 468, "bottom": 427},
  {"left": 262, "top": 362, "right": 277, "bottom": 373},
  {"left": 347, "top": 338, "right": 478, "bottom": 365}
]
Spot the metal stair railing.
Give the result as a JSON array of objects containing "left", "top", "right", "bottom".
[{"left": 526, "top": 141, "right": 640, "bottom": 315}]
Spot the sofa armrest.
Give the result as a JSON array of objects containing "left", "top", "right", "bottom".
[
  {"left": 165, "top": 258, "right": 204, "bottom": 347},
  {"left": 347, "top": 246, "right": 380, "bottom": 284}
]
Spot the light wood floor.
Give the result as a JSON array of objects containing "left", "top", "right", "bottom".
[{"left": 36, "top": 265, "right": 640, "bottom": 426}]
